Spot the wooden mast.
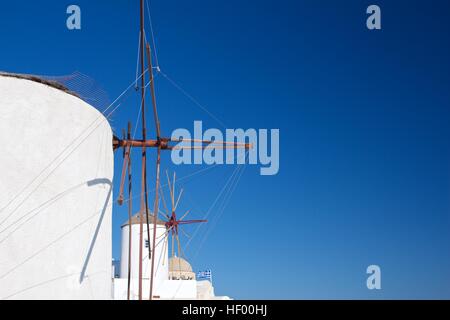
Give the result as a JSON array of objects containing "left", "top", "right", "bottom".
[
  {"left": 138, "top": 0, "right": 147, "bottom": 301},
  {"left": 126, "top": 123, "right": 133, "bottom": 300},
  {"left": 146, "top": 43, "right": 161, "bottom": 301}
]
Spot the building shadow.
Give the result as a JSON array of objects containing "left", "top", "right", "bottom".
[{"left": 79, "top": 178, "right": 112, "bottom": 283}]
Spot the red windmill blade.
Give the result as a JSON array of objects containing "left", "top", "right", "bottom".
[{"left": 160, "top": 171, "right": 207, "bottom": 260}]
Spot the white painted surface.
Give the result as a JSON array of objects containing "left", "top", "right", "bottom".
[
  {"left": 113, "top": 278, "right": 197, "bottom": 300},
  {"left": 159, "top": 279, "right": 197, "bottom": 299},
  {"left": 112, "top": 278, "right": 230, "bottom": 300},
  {"left": 197, "top": 280, "right": 215, "bottom": 299},
  {"left": 0, "top": 76, "right": 114, "bottom": 299},
  {"left": 119, "top": 223, "right": 169, "bottom": 298}
]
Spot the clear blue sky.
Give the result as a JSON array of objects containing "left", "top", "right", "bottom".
[{"left": 1, "top": 0, "right": 450, "bottom": 299}]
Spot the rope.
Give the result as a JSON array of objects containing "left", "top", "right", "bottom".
[
  {"left": 135, "top": 31, "right": 142, "bottom": 90},
  {"left": 0, "top": 155, "right": 228, "bottom": 244},
  {"left": 169, "top": 156, "right": 248, "bottom": 298},
  {"left": 145, "top": 0, "right": 160, "bottom": 68},
  {"left": 159, "top": 71, "right": 228, "bottom": 129},
  {"left": 0, "top": 102, "right": 120, "bottom": 229},
  {"left": 184, "top": 151, "right": 249, "bottom": 250},
  {"left": 0, "top": 162, "right": 238, "bottom": 290},
  {"left": 1, "top": 270, "right": 106, "bottom": 300},
  {"left": 0, "top": 208, "right": 108, "bottom": 281},
  {"left": 168, "top": 160, "right": 246, "bottom": 299},
  {"left": 0, "top": 70, "right": 152, "bottom": 228},
  {"left": 193, "top": 159, "right": 248, "bottom": 262},
  {"left": 0, "top": 182, "right": 87, "bottom": 242}
]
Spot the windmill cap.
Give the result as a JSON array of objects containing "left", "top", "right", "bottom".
[{"left": 121, "top": 211, "right": 166, "bottom": 227}]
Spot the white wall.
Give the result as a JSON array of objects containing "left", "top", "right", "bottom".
[
  {"left": 160, "top": 279, "right": 197, "bottom": 299},
  {"left": 120, "top": 223, "right": 169, "bottom": 298},
  {"left": 113, "top": 278, "right": 197, "bottom": 300},
  {"left": 0, "top": 76, "right": 114, "bottom": 299}
]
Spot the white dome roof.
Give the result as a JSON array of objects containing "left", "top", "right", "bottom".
[
  {"left": 121, "top": 211, "right": 166, "bottom": 227},
  {"left": 169, "top": 257, "right": 193, "bottom": 273}
]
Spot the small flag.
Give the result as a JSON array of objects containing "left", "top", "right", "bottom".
[{"left": 197, "top": 270, "right": 212, "bottom": 281}]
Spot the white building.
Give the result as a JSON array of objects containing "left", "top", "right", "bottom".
[
  {"left": 0, "top": 72, "right": 230, "bottom": 300},
  {"left": 0, "top": 73, "right": 113, "bottom": 300},
  {"left": 113, "top": 212, "right": 230, "bottom": 300}
]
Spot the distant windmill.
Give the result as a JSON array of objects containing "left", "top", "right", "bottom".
[{"left": 159, "top": 171, "right": 207, "bottom": 262}]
